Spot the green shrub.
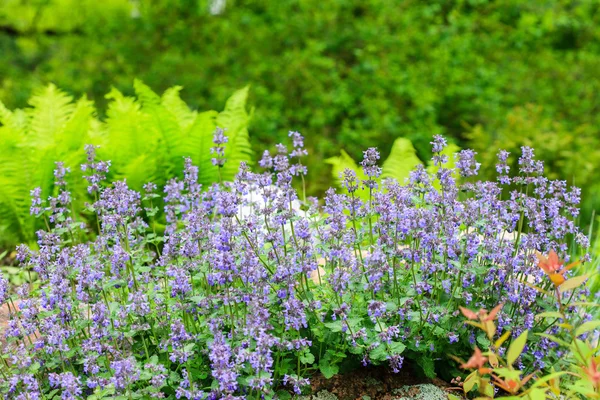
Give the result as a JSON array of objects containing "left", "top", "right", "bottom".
[
  {"left": 326, "top": 137, "right": 460, "bottom": 199},
  {"left": 466, "top": 104, "right": 600, "bottom": 224},
  {"left": 2, "top": 0, "right": 600, "bottom": 199},
  {"left": 0, "top": 82, "right": 253, "bottom": 248}
]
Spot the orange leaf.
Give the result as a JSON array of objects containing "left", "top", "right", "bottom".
[
  {"left": 550, "top": 273, "right": 566, "bottom": 286},
  {"left": 484, "top": 303, "right": 504, "bottom": 322},
  {"left": 460, "top": 306, "right": 478, "bottom": 320}
]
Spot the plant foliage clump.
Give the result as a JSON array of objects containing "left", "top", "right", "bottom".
[
  {"left": 0, "top": 82, "right": 253, "bottom": 248},
  {"left": 0, "top": 134, "right": 597, "bottom": 399}
]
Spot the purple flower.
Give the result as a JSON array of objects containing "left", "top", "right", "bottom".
[
  {"left": 431, "top": 135, "right": 447, "bottom": 153},
  {"left": 209, "top": 331, "right": 239, "bottom": 395},
  {"left": 0, "top": 273, "right": 8, "bottom": 304},
  {"left": 110, "top": 357, "right": 140, "bottom": 391},
  {"left": 361, "top": 148, "right": 382, "bottom": 188},
  {"left": 388, "top": 354, "right": 404, "bottom": 373},
  {"left": 49, "top": 372, "right": 82, "bottom": 400},
  {"left": 211, "top": 127, "right": 228, "bottom": 167},
  {"left": 81, "top": 144, "right": 110, "bottom": 193},
  {"left": 456, "top": 150, "right": 480, "bottom": 177},
  {"left": 30, "top": 187, "right": 43, "bottom": 216},
  {"left": 283, "top": 374, "right": 310, "bottom": 395},
  {"left": 448, "top": 333, "right": 459, "bottom": 344}
]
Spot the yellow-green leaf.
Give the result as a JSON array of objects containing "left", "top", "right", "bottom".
[
  {"left": 535, "top": 311, "right": 562, "bottom": 320},
  {"left": 530, "top": 371, "right": 567, "bottom": 389},
  {"left": 574, "top": 320, "right": 600, "bottom": 337},
  {"left": 463, "top": 371, "right": 478, "bottom": 393},
  {"left": 507, "top": 330, "right": 528, "bottom": 365},
  {"left": 494, "top": 330, "right": 511, "bottom": 349},
  {"left": 559, "top": 274, "right": 589, "bottom": 293}
]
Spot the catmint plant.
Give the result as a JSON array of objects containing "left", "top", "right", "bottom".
[{"left": 0, "top": 131, "right": 595, "bottom": 399}]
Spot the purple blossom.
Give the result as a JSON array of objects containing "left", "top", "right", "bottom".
[
  {"left": 456, "top": 149, "right": 481, "bottom": 177},
  {"left": 431, "top": 135, "right": 447, "bottom": 153},
  {"left": 49, "top": 372, "right": 82, "bottom": 400}
]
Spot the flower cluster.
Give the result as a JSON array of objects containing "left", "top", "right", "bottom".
[{"left": 0, "top": 132, "right": 594, "bottom": 399}]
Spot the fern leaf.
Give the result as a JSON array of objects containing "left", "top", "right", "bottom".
[
  {"left": 185, "top": 110, "right": 220, "bottom": 185},
  {"left": 134, "top": 80, "right": 184, "bottom": 179},
  {"left": 161, "top": 86, "right": 197, "bottom": 132},
  {"left": 26, "top": 84, "right": 76, "bottom": 147},
  {"left": 216, "top": 86, "right": 254, "bottom": 180},
  {"left": 381, "top": 138, "right": 423, "bottom": 183},
  {"left": 133, "top": 79, "right": 162, "bottom": 106}
]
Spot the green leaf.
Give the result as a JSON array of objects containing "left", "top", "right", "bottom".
[
  {"left": 275, "top": 390, "right": 292, "bottom": 400},
  {"left": 390, "top": 341, "right": 406, "bottom": 354},
  {"left": 507, "top": 330, "right": 528, "bottom": 365},
  {"left": 416, "top": 356, "right": 436, "bottom": 378},
  {"left": 527, "top": 388, "right": 548, "bottom": 400},
  {"left": 381, "top": 138, "right": 423, "bottom": 183},
  {"left": 530, "top": 371, "right": 568, "bottom": 389},
  {"left": 369, "top": 344, "right": 388, "bottom": 362},
  {"left": 318, "top": 359, "right": 339, "bottom": 379},
  {"left": 323, "top": 320, "right": 343, "bottom": 333},
  {"left": 299, "top": 351, "right": 315, "bottom": 365},
  {"left": 575, "top": 320, "right": 600, "bottom": 337},
  {"left": 535, "top": 311, "right": 563, "bottom": 320},
  {"left": 559, "top": 274, "right": 589, "bottom": 293},
  {"left": 463, "top": 371, "right": 478, "bottom": 393}
]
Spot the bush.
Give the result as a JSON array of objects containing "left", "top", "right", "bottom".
[
  {"left": 2, "top": 0, "right": 600, "bottom": 200},
  {"left": 0, "top": 133, "right": 596, "bottom": 399},
  {"left": 0, "top": 82, "right": 252, "bottom": 249},
  {"left": 454, "top": 252, "right": 600, "bottom": 398}
]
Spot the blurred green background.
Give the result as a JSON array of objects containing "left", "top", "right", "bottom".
[{"left": 1, "top": 0, "right": 600, "bottom": 250}]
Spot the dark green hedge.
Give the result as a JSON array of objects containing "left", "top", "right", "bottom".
[{"left": 2, "top": 0, "right": 600, "bottom": 212}]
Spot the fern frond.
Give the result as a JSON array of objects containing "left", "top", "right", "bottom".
[
  {"left": 133, "top": 79, "right": 162, "bottom": 106},
  {"left": 162, "top": 86, "right": 197, "bottom": 132},
  {"left": 0, "top": 101, "right": 26, "bottom": 134},
  {"left": 185, "top": 110, "right": 220, "bottom": 186},
  {"left": 134, "top": 80, "right": 184, "bottom": 179},
  {"left": 216, "top": 86, "right": 254, "bottom": 180},
  {"left": 26, "top": 84, "right": 76, "bottom": 147},
  {"left": 381, "top": 138, "right": 423, "bottom": 183}
]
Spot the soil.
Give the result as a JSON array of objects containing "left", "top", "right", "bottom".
[{"left": 305, "top": 364, "right": 462, "bottom": 400}]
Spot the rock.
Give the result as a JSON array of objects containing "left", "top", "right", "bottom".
[
  {"left": 300, "top": 384, "right": 457, "bottom": 400},
  {"left": 300, "top": 390, "right": 339, "bottom": 400},
  {"left": 392, "top": 383, "right": 450, "bottom": 399}
]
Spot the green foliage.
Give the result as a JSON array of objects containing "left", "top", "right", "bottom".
[
  {"left": 466, "top": 104, "right": 600, "bottom": 222},
  {"left": 0, "top": 83, "right": 253, "bottom": 248},
  {"left": 325, "top": 137, "right": 459, "bottom": 197},
  {"left": 0, "top": 84, "right": 94, "bottom": 246},
  {"left": 2, "top": 0, "right": 600, "bottom": 203},
  {"left": 457, "top": 263, "right": 600, "bottom": 399}
]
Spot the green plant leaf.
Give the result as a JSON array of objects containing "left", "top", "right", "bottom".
[
  {"left": 381, "top": 137, "right": 423, "bottom": 183},
  {"left": 575, "top": 320, "right": 600, "bottom": 337},
  {"left": 318, "top": 359, "right": 339, "bottom": 379},
  {"left": 559, "top": 274, "right": 589, "bottom": 293},
  {"left": 507, "top": 330, "right": 528, "bottom": 365}
]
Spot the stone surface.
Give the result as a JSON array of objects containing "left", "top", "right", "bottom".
[{"left": 302, "top": 385, "right": 454, "bottom": 400}]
